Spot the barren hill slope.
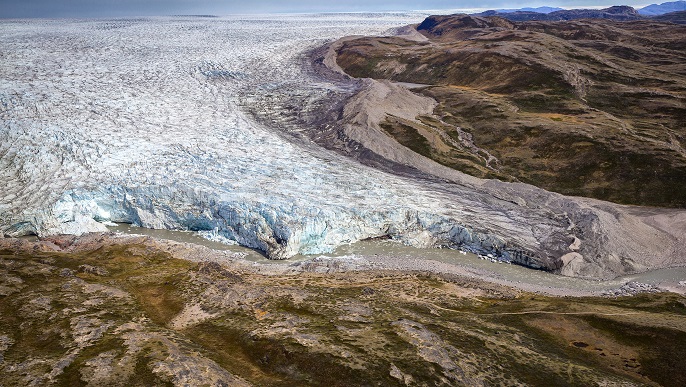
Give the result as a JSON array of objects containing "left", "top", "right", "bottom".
[
  {"left": 2, "top": 235, "right": 685, "bottom": 386},
  {"left": 337, "top": 15, "right": 686, "bottom": 208}
]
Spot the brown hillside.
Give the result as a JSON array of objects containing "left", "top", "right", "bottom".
[{"left": 337, "top": 15, "right": 686, "bottom": 207}]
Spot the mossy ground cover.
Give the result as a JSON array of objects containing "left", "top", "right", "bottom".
[{"left": 1, "top": 244, "right": 685, "bottom": 385}]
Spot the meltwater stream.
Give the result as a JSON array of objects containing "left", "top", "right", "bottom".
[{"left": 108, "top": 224, "right": 686, "bottom": 295}]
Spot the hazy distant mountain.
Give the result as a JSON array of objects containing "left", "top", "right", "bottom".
[
  {"left": 638, "top": 1, "right": 686, "bottom": 15},
  {"left": 492, "top": 6, "right": 563, "bottom": 14},
  {"left": 475, "top": 6, "right": 642, "bottom": 22}
]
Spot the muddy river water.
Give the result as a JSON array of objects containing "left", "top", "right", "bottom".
[{"left": 108, "top": 224, "right": 686, "bottom": 295}]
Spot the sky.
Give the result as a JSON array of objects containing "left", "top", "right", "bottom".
[{"left": 0, "top": 0, "right": 656, "bottom": 18}]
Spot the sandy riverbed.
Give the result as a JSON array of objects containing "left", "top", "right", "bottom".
[{"left": 101, "top": 225, "right": 686, "bottom": 297}]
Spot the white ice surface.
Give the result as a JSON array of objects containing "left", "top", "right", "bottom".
[{"left": 1, "top": 14, "right": 517, "bottom": 258}]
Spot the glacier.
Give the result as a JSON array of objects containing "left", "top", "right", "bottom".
[
  {"left": 2, "top": 14, "right": 686, "bottom": 278},
  {"left": 0, "top": 14, "right": 500, "bottom": 258}
]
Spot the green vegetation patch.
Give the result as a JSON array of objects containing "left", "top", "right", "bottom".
[{"left": 2, "top": 245, "right": 686, "bottom": 385}]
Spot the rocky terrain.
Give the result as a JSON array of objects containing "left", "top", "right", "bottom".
[
  {"left": 2, "top": 234, "right": 686, "bottom": 386},
  {"left": 336, "top": 15, "right": 686, "bottom": 208}
]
